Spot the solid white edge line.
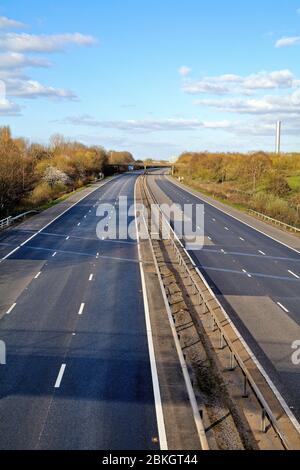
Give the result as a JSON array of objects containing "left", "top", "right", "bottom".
[
  {"left": 55, "top": 364, "right": 66, "bottom": 388},
  {"left": 134, "top": 179, "right": 168, "bottom": 451},
  {"left": 141, "top": 211, "right": 209, "bottom": 451},
  {"left": 0, "top": 175, "right": 123, "bottom": 263},
  {"left": 277, "top": 302, "right": 290, "bottom": 313},
  {"left": 158, "top": 174, "right": 300, "bottom": 436},
  {"left": 6, "top": 303, "right": 16, "bottom": 315},
  {"left": 0, "top": 246, "right": 20, "bottom": 261}
]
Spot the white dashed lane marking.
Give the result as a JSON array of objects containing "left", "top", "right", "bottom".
[
  {"left": 242, "top": 269, "right": 252, "bottom": 278},
  {"left": 55, "top": 364, "right": 66, "bottom": 389},
  {"left": 288, "top": 270, "right": 300, "bottom": 279},
  {"left": 78, "top": 303, "right": 85, "bottom": 315}
]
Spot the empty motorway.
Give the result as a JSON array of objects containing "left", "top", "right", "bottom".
[
  {"left": 2, "top": 168, "right": 300, "bottom": 450},
  {"left": 0, "top": 173, "right": 160, "bottom": 450},
  {"left": 147, "top": 172, "right": 300, "bottom": 422}
]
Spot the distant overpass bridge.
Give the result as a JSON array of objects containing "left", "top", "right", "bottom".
[{"left": 104, "top": 163, "right": 172, "bottom": 176}]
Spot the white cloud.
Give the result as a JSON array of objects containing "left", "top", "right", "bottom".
[
  {"left": 202, "top": 120, "right": 233, "bottom": 129},
  {"left": 275, "top": 36, "right": 300, "bottom": 48},
  {"left": 183, "top": 80, "right": 229, "bottom": 95},
  {"left": 178, "top": 66, "right": 191, "bottom": 77},
  {"left": 6, "top": 79, "right": 77, "bottom": 100},
  {"left": 0, "top": 52, "right": 51, "bottom": 69},
  {"left": 213, "top": 116, "right": 300, "bottom": 138},
  {"left": 0, "top": 33, "right": 97, "bottom": 52},
  {"left": 62, "top": 115, "right": 234, "bottom": 133},
  {"left": 0, "top": 16, "right": 25, "bottom": 29},
  {"left": 195, "top": 89, "right": 300, "bottom": 115},
  {"left": 243, "top": 70, "right": 296, "bottom": 89},
  {"left": 64, "top": 115, "right": 204, "bottom": 131},
  {"left": 0, "top": 90, "right": 21, "bottom": 114},
  {"left": 183, "top": 69, "right": 298, "bottom": 95},
  {"left": 0, "top": 23, "right": 98, "bottom": 114}
]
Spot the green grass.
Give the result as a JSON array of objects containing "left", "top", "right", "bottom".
[{"left": 287, "top": 175, "right": 300, "bottom": 191}]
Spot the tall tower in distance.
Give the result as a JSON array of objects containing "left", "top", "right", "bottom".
[{"left": 276, "top": 121, "right": 282, "bottom": 154}]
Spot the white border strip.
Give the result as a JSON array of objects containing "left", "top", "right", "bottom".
[
  {"left": 142, "top": 210, "right": 209, "bottom": 450},
  {"left": 134, "top": 179, "right": 168, "bottom": 451}
]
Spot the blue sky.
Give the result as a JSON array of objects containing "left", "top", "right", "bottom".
[{"left": 1, "top": 1, "right": 300, "bottom": 159}]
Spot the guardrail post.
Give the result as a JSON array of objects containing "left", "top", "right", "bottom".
[
  {"left": 219, "top": 331, "right": 225, "bottom": 350},
  {"left": 229, "top": 352, "right": 236, "bottom": 371},
  {"left": 243, "top": 374, "right": 248, "bottom": 398},
  {"left": 261, "top": 409, "right": 267, "bottom": 433}
]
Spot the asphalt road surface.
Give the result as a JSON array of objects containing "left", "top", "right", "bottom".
[
  {"left": 0, "top": 173, "right": 159, "bottom": 450},
  {"left": 148, "top": 172, "right": 300, "bottom": 421}
]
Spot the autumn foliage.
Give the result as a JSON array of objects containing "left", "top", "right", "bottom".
[
  {"left": 0, "top": 127, "right": 134, "bottom": 217},
  {"left": 175, "top": 151, "right": 300, "bottom": 227}
]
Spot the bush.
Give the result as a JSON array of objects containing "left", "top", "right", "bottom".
[
  {"left": 251, "top": 192, "right": 270, "bottom": 213},
  {"left": 29, "top": 182, "right": 55, "bottom": 206},
  {"left": 28, "top": 182, "right": 68, "bottom": 206},
  {"left": 265, "top": 197, "right": 297, "bottom": 226},
  {"left": 266, "top": 174, "right": 290, "bottom": 197},
  {"left": 43, "top": 166, "right": 71, "bottom": 187},
  {"left": 251, "top": 192, "right": 298, "bottom": 226},
  {"left": 0, "top": 126, "right": 125, "bottom": 216}
]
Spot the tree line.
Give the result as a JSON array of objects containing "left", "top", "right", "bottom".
[
  {"left": 175, "top": 151, "right": 300, "bottom": 227},
  {"left": 0, "top": 127, "right": 134, "bottom": 218}
]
